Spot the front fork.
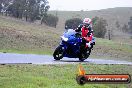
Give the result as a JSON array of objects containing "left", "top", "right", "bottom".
[{"left": 60, "top": 41, "right": 68, "bottom": 54}]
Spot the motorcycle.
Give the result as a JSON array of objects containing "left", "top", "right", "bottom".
[{"left": 53, "top": 29, "right": 95, "bottom": 61}]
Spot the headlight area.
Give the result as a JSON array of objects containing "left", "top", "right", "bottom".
[{"left": 61, "top": 36, "right": 68, "bottom": 41}]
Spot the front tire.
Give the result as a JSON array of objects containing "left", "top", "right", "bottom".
[{"left": 53, "top": 46, "right": 63, "bottom": 60}]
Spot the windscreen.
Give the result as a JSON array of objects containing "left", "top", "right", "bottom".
[{"left": 64, "top": 29, "right": 76, "bottom": 37}]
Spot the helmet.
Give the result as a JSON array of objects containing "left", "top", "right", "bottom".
[{"left": 83, "top": 18, "right": 92, "bottom": 25}]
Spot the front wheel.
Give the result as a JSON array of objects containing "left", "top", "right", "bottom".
[{"left": 53, "top": 46, "right": 63, "bottom": 60}]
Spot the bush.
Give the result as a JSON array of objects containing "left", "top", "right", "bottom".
[
  {"left": 128, "top": 16, "right": 132, "bottom": 34},
  {"left": 42, "top": 14, "right": 58, "bottom": 27},
  {"left": 65, "top": 18, "right": 82, "bottom": 29},
  {"left": 130, "top": 36, "right": 132, "bottom": 39},
  {"left": 92, "top": 17, "right": 108, "bottom": 38}
]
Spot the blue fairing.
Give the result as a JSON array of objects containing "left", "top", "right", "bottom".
[{"left": 60, "top": 29, "right": 82, "bottom": 58}]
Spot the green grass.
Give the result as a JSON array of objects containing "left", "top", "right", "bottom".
[
  {"left": 0, "top": 49, "right": 52, "bottom": 55},
  {"left": 90, "top": 38, "right": 132, "bottom": 61},
  {"left": 0, "top": 64, "right": 132, "bottom": 88},
  {"left": 96, "top": 38, "right": 132, "bottom": 53}
]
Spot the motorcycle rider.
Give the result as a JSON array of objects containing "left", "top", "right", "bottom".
[{"left": 75, "top": 18, "right": 94, "bottom": 54}]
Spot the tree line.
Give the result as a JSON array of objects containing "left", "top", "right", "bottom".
[
  {"left": 0, "top": 0, "right": 58, "bottom": 27},
  {"left": 122, "top": 16, "right": 132, "bottom": 34},
  {"left": 65, "top": 17, "right": 108, "bottom": 38},
  {"left": 65, "top": 16, "right": 132, "bottom": 39}
]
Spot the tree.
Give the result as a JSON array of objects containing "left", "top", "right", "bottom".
[
  {"left": 0, "top": 0, "right": 13, "bottom": 15},
  {"left": 65, "top": 18, "right": 82, "bottom": 29},
  {"left": 115, "top": 21, "right": 120, "bottom": 29},
  {"left": 6, "top": 0, "right": 26, "bottom": 18},
  {"left": 1, "top": 0, "right": 50, "bottom": 22},
  {"left": 122, "top": 24, "right": 128, "bottom": 32},
  {"left": 128, "top": 16, "right": 132, "bottom": 34},
  {"left": 41, "top": 14, "right": 58, "bottom": 27},
  {"left": 39, "top": 0, "right": 50, "bottom": 24},
  {"left": 92, "top": 16, "right": 98, "bottom": 25},
  {"left": 92, "top": 17, "right": 108, "bottom": 38},
  {"left": 0, "top": 4, "right": 2, "bottom": 13}
]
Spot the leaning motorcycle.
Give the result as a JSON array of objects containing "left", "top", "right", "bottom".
[{"left": 53, "top": 29, "right": 95, "bottom": 61}]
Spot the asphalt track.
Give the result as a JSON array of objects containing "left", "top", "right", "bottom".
[{"left": 0, "top": 53, "right": 132, "bottom": 65}]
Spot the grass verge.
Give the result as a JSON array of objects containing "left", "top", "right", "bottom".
[
  {"left": 0, "top": 49, "right": 52, "bottom": 55},
  {"left": 0, "top": 64, "right": 132, "bottom": 88},
  {"left": 91, "top": 38, "right": 132, "bottom": 61}
]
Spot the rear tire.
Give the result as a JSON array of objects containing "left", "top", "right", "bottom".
[
  {"left": 79, "top": 57, "right": 86, "bottom": 62},
  {"left": 79, "top": 49, "right": 90, "bottom": 61},
  {"left": 53, "top": 46, "right": 63, "bottom": 60}
]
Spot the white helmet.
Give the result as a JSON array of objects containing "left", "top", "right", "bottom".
[{"left": 83, "top": 18, "right": 92, "bottom": 25}]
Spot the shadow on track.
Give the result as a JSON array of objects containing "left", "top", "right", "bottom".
[{"left": 54, "top": 60, "right": 89, "bottom": 63}]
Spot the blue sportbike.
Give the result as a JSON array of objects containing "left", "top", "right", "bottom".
[{"left": 53, "top": 29, "right": 95, "bottom": 61}]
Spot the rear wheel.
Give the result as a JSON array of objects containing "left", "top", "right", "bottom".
[
  {"left": 79, "top": 49, "right": 90, "bottom": 61},
  {"left": 53, "top": 46, "right": 63, "bottom": 60},
  {"left": 79, "top": 54, "right": 86, "bottom": 62}
]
